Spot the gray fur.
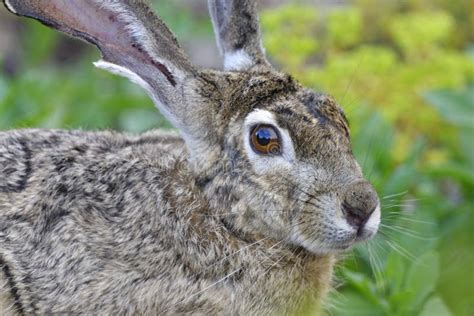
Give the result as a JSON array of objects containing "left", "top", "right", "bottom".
[
  {"left": 0, "top": 271, "right": 16, "bottom": 315},
  {"left": 1, "top": 0, "right": 380, "bottom": 315},
  {"left": 209, "top": 0, "right": 269, "bottom": 69}
]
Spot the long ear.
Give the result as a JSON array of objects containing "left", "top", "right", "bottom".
[
  {"left": 3, "top": 0, "right": 207, "bottom": 146},
  {"left": 208, "top": 0, "right": 269, "bottom": 71}
]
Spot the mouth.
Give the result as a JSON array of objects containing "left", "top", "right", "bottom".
[
  {"left": 356, "top": 227, "right": 377, "bottom": 241},
  {"left": 328, "top": 225, "right": 379, "bottom": 252},
  {"left": 291, "top": 203, "right": 381, "bottom": 254}
]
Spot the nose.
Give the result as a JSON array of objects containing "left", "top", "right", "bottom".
[{"left": 342, "top": 180, "right": 379, "bottom": 229}]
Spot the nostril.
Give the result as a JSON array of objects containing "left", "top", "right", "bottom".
[
  {"left": 342, "top": 202, "right": 375, "bottom": 229},
  {"left": 342, "top": 180, "right": 379, "bottom": 229}
]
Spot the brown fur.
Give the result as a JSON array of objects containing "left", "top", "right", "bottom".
[{"left": 0, "top": 1, "right": 380, "bottom": 314}]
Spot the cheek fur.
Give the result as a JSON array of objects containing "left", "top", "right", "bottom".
[{"left": 289, "top": 193, "right": 359, "bottom": 253}]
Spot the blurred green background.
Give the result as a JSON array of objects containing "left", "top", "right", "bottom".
[{"left": 0, "top": 0, "right": 472, "bottom": 315}]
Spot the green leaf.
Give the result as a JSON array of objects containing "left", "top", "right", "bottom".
[
  {"left": 404, "top": 251, "right": 440, "bottom": 313},
  {"left": 389, "top": 290, "right": 416, "bottom": 315},
  {"left": 419, "top": 296, "right": 453, "bottom": 316},
  {"left": 385, "top": 251, "right": 406, "bottom": 294},
  {"left": 342, "top": 270, "right": 378, "bottom": 301},
  {"left": 341, "top": 269, "right": 391, "bottom": 313},
  {"left": 381, "top": 165, "right": 416, "bottom": 198},
  {"left": 328, "top": 291, "right": 386, "bottom": 316},
  {"left": 118, "top": 109, "right": 172, "bottom": 133},
  {"left": 427, "top": 163, "right": 474, "bottom": 186},
  {"left": 423, "top": 86, "right": 474, "bottom": 130},
  {"left": 459, "top": 128, "right": 474, "bottom": 166},
  {"left": 351, "top": 111, "right": 395, "bottom": 180}
]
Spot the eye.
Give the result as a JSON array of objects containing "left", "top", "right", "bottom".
[{"left": 250, "top": 124, "right": 281, "bottom": 155}]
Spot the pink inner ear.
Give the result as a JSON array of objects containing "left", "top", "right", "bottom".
[
  {"left": 36, "top": 1, "right": 137, "bottom": 56},
  {"left": 15, "top": 0, "right": 176, "bottom": 85}
]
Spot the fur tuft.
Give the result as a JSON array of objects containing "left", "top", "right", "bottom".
[{"left": 224, "top": 50, "right": 254, "bottom": 71}]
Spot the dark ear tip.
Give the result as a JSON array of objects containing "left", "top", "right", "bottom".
[
  {"left": 2, "top": 0, "right": 52, "bottom": 30},
  {"left": 3, "top": 0, "right": 26, "bottom": 17}
]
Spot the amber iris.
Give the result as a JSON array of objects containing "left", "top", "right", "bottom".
[{"left": 250, "top": 125, "right": 281, "bottom": 155}]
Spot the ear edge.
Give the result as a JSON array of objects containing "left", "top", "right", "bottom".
[
  {"left": 3, "top": 0, "right": 184, "bottom": 87},
  {"left": 93, "top": 60, "right": 153, "bottom": 95},
  {"left": 2, "top": 0, "right": 106, "bottom": 51},
  {"left": 208, "top": 0, "right": 270, "bottom": 71},
  {"left": 4, "top": 0, "right": 17, "bottom": 14}
]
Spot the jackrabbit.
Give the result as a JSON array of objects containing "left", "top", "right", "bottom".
[{"left": 0, "top": 0, "right": 381, "bottom": 315}]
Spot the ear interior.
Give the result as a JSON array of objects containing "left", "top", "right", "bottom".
[
  {"left": 6, "top": 1, "right": 127, "bottom": 48},
  {"left": 4, "top": 0, "right": 226, "bottom": 161},
  {"left": 3, "top": 0, "right": 190, "bottom": 87}
]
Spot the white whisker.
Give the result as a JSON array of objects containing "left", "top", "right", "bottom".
[
  {"left": 380, "top": 224, "right": 436, "bottom": 241},
  {"left": 382, "top": 238, "right": 418, "bottom": 263},
  {"left": 382, "top": 191, "right": 408, "bottom": 200}
]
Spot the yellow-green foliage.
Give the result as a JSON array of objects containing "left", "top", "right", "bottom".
[
  {"left": 389, "top": 11, "right": 454, "bottom": 61},
  {"left": 327, "top": 8, "right": 363, "bottom": 50},
  {"left": 261, "top": 1, "right": 473, "bottom": 163},
  {"left": 261, "top": 5, "right": 319, "bottom": 68}
]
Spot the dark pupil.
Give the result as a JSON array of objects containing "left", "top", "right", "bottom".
[{"left": 256, "top": 128, "right": 272, "bottom": 146}]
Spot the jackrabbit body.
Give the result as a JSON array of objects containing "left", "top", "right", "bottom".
[{"left": 0, "top": 0, "right": 381, "bottom": 315}]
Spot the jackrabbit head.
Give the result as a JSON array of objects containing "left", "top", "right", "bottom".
[{"left": 4, "top": 0, "right": 380, "bottom": 254}]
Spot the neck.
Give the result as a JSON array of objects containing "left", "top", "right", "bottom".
[
  {"left": 215, "top": 213, "right": 336, "bottom": 314},
  {"left": 192, "top": 163, "right": 336, "bottom": 313}
]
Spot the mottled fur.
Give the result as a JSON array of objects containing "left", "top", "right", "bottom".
[
  {"left": 1, "top": 0, "right": 380, "bottom": 315},
  {"left": 0, "top": 129, "right": 332, "bottom": 314}
]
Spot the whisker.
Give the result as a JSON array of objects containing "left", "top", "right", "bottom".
[
  {"left": 261, "top": 252, "right": 287, "bottom": 276},
  {"left": 382, "top": 191, "right": 408, "bottom": 200},
  {"left": 384, "top": 210, "right": 419, "bottom": 217},
  {"left": 380, "top": 234, "right": 418, "bottom": 263},
  {"left": 165, "top": 267, "right": 243, "bottom": 312},
  {"left": 381, "top": 204, "right": 414, "bottom": 210},
  {"left": 292, "top": 184, "right": 327, "bottom": 200},
  {"left": 367, "top": 242, "right": 386, "bottom": 290},
  {"left": 295, "top": 198, "right": 320, "bottom": 209},
  {"left": 380, "top": 224, "right": 436, "bottom": 241},
  {"left": 372, "top": 239, "right": 389, "bottom": 290},
  {"left": 385, "top": 198, "right": 421, "bottom": 203},
  {"left": 202, "top": 237, "right": 270, "bottom": 271},
  {"left": 382, "top": 216, "right": 435, "bottom": 225}
]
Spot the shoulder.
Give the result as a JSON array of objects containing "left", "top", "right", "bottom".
[
  {"left": 0, "top": 128, "right": 193, "bottom": 244},
  {"left": 0, "top": 128, "right": 184, "bottom": 153},
  {"left": 0, "top": 128, "right": 187, "bottom": 194}
]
